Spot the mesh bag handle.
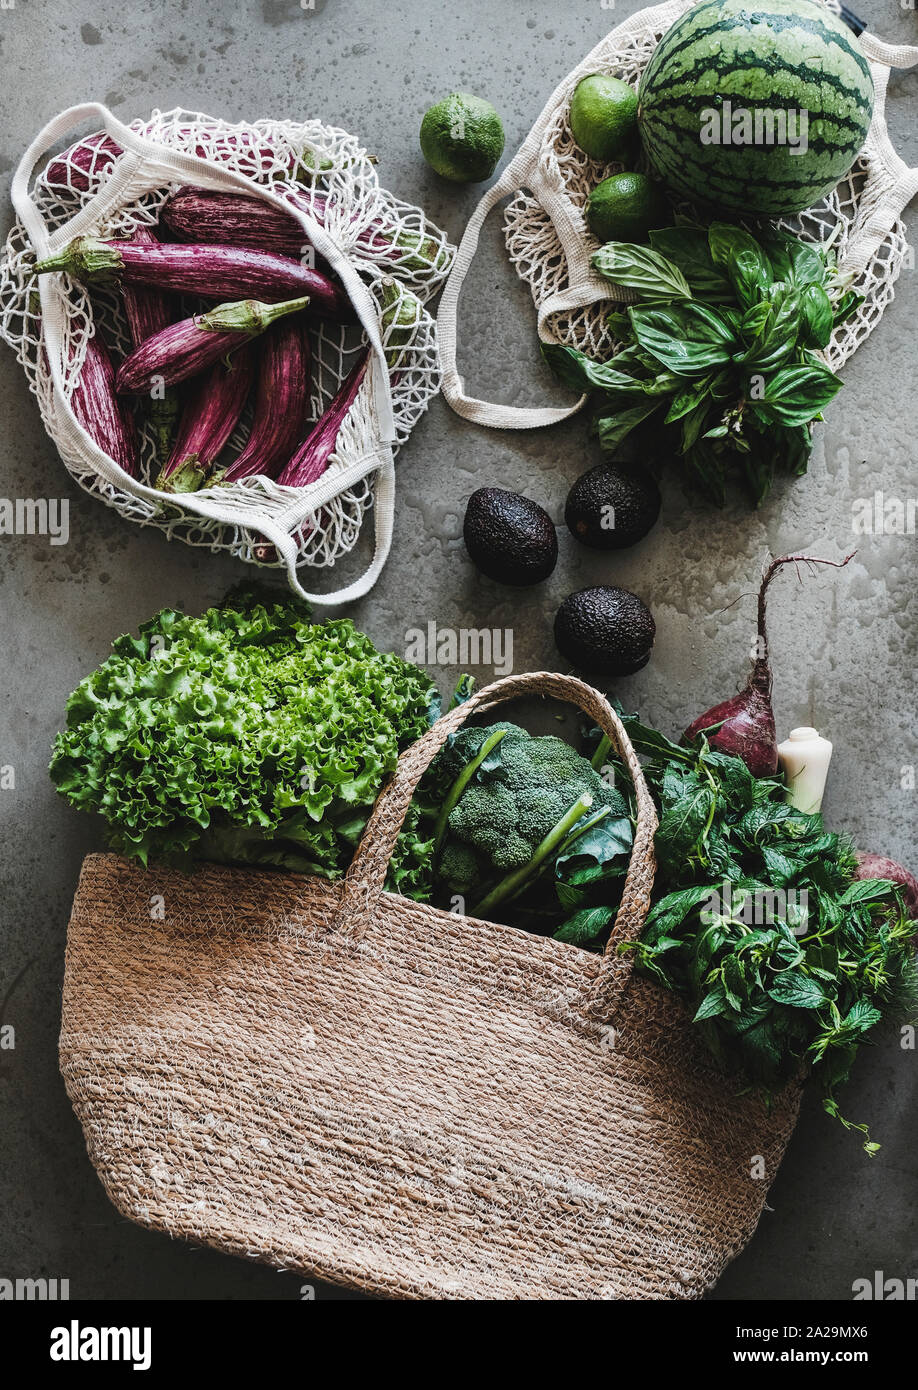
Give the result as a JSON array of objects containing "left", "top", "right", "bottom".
[{"left": 336, "top": 672, "right": 658, "bottom": 1023}]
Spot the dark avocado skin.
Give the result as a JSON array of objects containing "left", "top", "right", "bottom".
[
  {"left": 463, "top": 487, "right": 558, "bottom": 585},
  {"left": 554, "top": 585, "right": 655, "bottom": 675},
  {"left": 565, "top": 463, "right": 660, "bottom": 550}
]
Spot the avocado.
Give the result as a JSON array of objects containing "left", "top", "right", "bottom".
[
  {"left": 463, "top": 487, "right": 558, "bottom": 586},
  {"left": 554, "top": 586, "right": 655, "bottom": 675},
  {"left": 565, "top": 462, "right": 660, "bottom": 550}
]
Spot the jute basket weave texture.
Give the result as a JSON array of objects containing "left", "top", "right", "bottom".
[{"left": 60, "top": 673, "right": 801, "bottom": 1300}]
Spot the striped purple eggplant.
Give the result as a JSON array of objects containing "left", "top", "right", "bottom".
[
  {"left": 121, "top": 226, "right": 181, "bottom": 463},
  {"left": 45, "top": 133, "right": 123, "bottom": 193},
  {"left": 121, "top": 227, "right": 172, "bottom": 347},
  {"left": 275, "top": 350, "right": 368, "bottom": 489},
  {"left": 157, "top": 344, "right": 256, "bottom": 494},
  {"left": 221, "top": 319, "right": 311, "bottom": 483},
  {"left": 35, "top": 237, "right": 353, "bottom": 322},
  {"left": 161, "top": 186, "right": 448, "bottom": 275},
  {"left": 115, "top": 295, "right": 310, "bottom": 394},
  {"left": 70, "top": 331, "right": 138, "bottom": 476},
  {"left": 44, "top": 130, "right": 330, "bottom": 195}
]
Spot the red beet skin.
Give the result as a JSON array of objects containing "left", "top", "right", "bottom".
[
  {"left": 683, "top": 552, "right": 855, "bottom": 777},
  {"left": 221, "top": 319, "right": 311, "bottom": 483},
  {"left": 855, "top": 853, "right": 918, "bottom": 921}
]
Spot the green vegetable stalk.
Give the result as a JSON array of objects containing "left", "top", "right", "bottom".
[{"left": 472, "top": 792, "right": 594, "bottom": 918}]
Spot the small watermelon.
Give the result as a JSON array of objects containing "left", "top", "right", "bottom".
[{"left": 638, "top": 0, "right": 874, "bottom": 216}]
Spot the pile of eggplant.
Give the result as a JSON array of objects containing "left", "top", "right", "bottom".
[{"left": 34, "top": 185, "right": 415, "bottom": 496}]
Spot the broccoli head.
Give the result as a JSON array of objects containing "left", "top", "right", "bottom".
[{"left": 431, "top": 722, "right": 630, "bottom": 904}]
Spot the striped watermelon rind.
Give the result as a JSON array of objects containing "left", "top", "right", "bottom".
[{"left": 637, "top": 0, "right": 874, "bottom": 216}]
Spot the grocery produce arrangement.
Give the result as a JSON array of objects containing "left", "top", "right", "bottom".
[{"left": 4, "top": 0, "right": 916, "bottom": 1306}]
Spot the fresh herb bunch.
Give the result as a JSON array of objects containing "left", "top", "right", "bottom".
[
  {"left": 543, "top": 221, "right": 862, "bottom": 506},
  {"left": 50, "top": 585, "right": 439, "bottom": 892},
  {"left": 574, "top": 715, "right": 918, "bottom": 1151}
]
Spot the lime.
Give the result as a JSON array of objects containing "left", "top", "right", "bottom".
[
  {"left": 569, "top": 74, "right": 638, "bottom": 162},
  {"left": 585, "top": 172, "right": 670, "bottom": 243},
  {"left": 420, "top": 93, "right": 505, "bottom": 183}
]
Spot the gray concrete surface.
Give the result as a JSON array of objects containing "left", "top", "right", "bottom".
[{"left": 0, "top": 0, "right": 916, "bottom": 1302}]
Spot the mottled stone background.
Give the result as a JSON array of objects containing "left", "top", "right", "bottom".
[{"left": 0, "top": 0, "right": 915, "bottom": 1300}]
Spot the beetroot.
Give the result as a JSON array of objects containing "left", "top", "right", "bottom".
[
  {"left": 683, "top": 552, "right": 855, "bottom": 777},
  {"left": 855, "top": 853, "right": 918, "bottom": 922}
]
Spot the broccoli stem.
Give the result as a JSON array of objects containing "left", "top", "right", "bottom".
[
  {"left": 434, "top": 727, "right": 508, "bottom": 854},
  {"left": 471, "top": 792, "right": 594, "bottom": 919},
  {"left": 527, "top": 805, "right": 613, "bottom": 890},
  {"left": 590, "top": 733, "right": 613, "bottom": 772}
]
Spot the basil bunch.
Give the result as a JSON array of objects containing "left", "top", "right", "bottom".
[
  {"left": 544, "top": 222, "right": 861, "bottom": 505},
  {"left": 569, "top": 715, "right": 917, "bottom": 1152}
]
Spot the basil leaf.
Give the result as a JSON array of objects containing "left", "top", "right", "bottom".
[
  {"left": 594, "top": 398, "right": 661, "bottom": 451},
  {"left": 553, "top": 905, "right": 615, "bottom": 947},
  {"left": 773, "top": 422, "right": 812, "bottom": 475},
  {"left": 665, "top": 374, "right": 713, "bottom": 424},
  {"left": 655, "top": 781, "right": 716, "bottom": 866},
  {"left": 541, "top": 342, "right": 648, "bottom": 397},
  {"left": 832, "top": 288, "right": 864, "bottom": 328},
  {"left": 767, "top": 971, "right": 828, "bottom": 1008},
  {"left": 649, "top": 226, "right": 733, "bottom": 300},
  {"left": 761, "top": 230, "right": 826, "bottom": 288},
  {"left": 751, "top": 363, "right": 843, "bottom": 427},
  {"left": 679, "top": 395, "right": 715, "bottom": 452},
  {"left": 683, "top": 439, "right": 728, "bottom": 507},
  {"left": 708, "top": 223, "right": 772, "bottom": 308},
  {"left": 736, "top": 439, "right": 774, "bottom": 507},
  {"left": 591, "top": 242, "right": 692, "bottom": 301},
  {"left": 800, "top": 283, "right": 834, "bottom": 349},
  {"left": 741, "top": 286, "right": 802, "bottom": 373},
  {"left": 629, "top": 302, "right": 737, "bottom": 375}
]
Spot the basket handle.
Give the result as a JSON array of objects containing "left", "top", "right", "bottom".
[{"left": 337, "top": 672, "right": 658, "bottom": 1022}]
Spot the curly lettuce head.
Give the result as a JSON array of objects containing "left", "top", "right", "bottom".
[{"left": 50, "top": 586, "right": 438, "bottom": 880}]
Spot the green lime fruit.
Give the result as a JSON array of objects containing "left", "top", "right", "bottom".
[
  {"left": 585, "top": 171, "right": 670, "bottom": 243},
  {"left": 569, "top": 74, "right": 638, "bottom": 162},
  {"left": 420, "top": 93, "right": 505, "bottom": 183}
]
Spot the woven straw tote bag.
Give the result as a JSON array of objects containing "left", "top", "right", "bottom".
[
  {"left": 437, "top": 0, "right": 918, "bottom": 429},
  {"left": 0, "top": 103, "right": 452, "bottom": 604},
  {"left": 60, "top": 672, "right": 801, "bottom": 1300}
]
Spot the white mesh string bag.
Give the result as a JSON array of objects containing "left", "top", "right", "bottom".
[
  {"left": 437, "top": 0, "right": 918, "bottom": 429},
  {"left": 0, "top": 103, "right": 454, "bottom": 604}
]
